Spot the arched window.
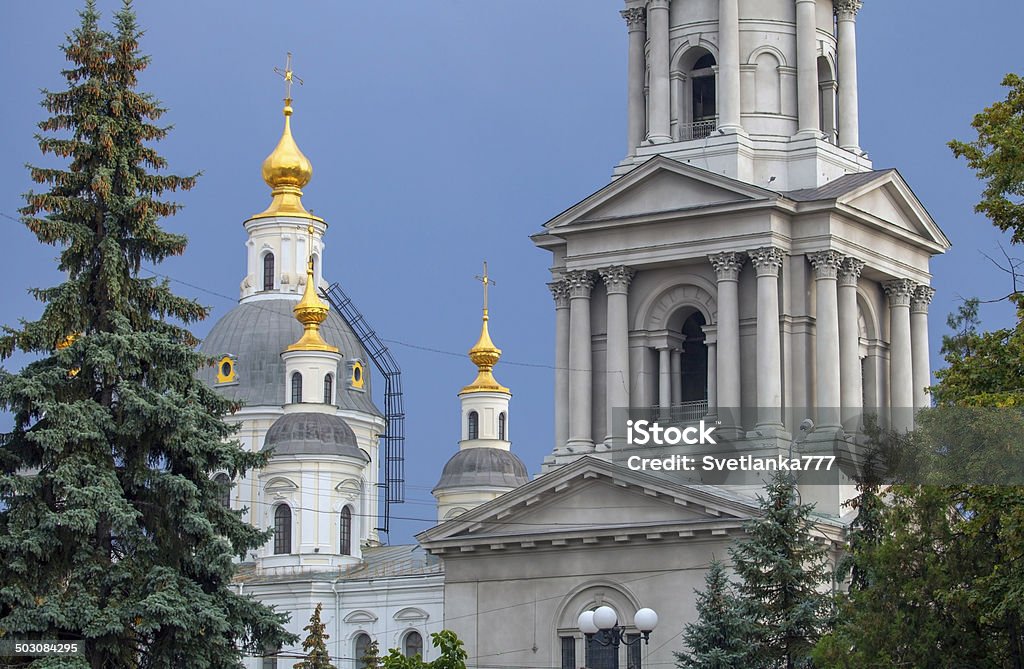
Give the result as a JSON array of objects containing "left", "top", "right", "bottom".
[
  {"left": 675, "top": 48, "right": 718, "bottom": 140},
  {"left": 691, "top": 52, "right": 717, "bottom": 123},
  {"left": 340, "top": 507, "right": 352, "bottom": 556},
  {"left": 403, "top": 631, "right": 423, "bottom": 659},
  {"left": 214, "top": 473, "right": 231, "bottom": 510},
  {"left": 290, "top": 372, "right": 302, "bottom": 404},
  {"left": 498, "top": 412, "right": 507, "bottom": 441},
  {"left": 467, "top": 411, "right": 479, "bottom": 440},
  {"left": 323, "top": 373, "right": 333, "bottom": 404},
  {"left": 818, "top": 55, "right": 838, "bottom": 143},
  {"left": 273, "top": 504, "right": 291, "bottom": 555},
  {"left": 354, "top": 634, "right": 372, "bottom": 669},
  {"left": 262, "top": 252, "right": 275, "bottom": 292}
]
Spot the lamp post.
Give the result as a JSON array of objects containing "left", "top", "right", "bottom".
[{"left": 578, "top": 605, "right": 658, "bottom": 648}]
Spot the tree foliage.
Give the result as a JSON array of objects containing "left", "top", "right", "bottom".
[
  {"left": 675, "top": 560, "right": 755, "bottom": 669},
  {"left": 293, "top": 603, "right": 335, "bottom": 669},
  {"left": 381, "top": 631, "right": 467, "bottom": 669},
  {"left": 0, "top": 2, "right": 294, "bottom": 666}
]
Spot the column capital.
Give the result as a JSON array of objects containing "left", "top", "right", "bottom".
[
  {"left": 620, "top": 7, "right": 647, "bottom": 29},
  {"left": 808, "top": 250, "right": 844, "bottom": 280},
  {"left": 709, "top": 252, "right": 747, "bottom": 282},
  {"left": 598, "top": 265, "right": 636, "bottom": 295},
  {"left": 883, "top": 278, "right": 916, "bottom": 307},
  {"left": 749, "top": 246, "right": 785, "bottom": 277},
  {"left": 564, "top": 270, "right": 596, "bottom": 300},
  {"left": 911, "top": 285, "right": 936, "bottom": 314},
  {"left": 834, "top": 0, "right": 863, "bottom": 18},
  {"left": 548, "top": 279, "right": 570, "bottom": 309},
  {"left": 838, "top": 257, "right": 865, "bottom": 287}
]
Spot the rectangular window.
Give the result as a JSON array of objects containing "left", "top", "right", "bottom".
[
  {"left": 626, "top": 634, "right": 641, "bottom": 669},
  {"left": 586, "top": 634, "right": 619, "bottom": 669},
  {"left": 560, "top": 637, "right": 576, "bottom": 669}
]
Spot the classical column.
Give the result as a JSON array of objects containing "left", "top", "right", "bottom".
[
  {"left": 647, "top": 0, "right": 672, "bottom": 143},
  {"left": 670, "top": 349, "right": 682, "bottom": 406},
  {"left": 838, "top": 257, "right": 865, "bottom": 426},
  {"left": 621, "top": 7, "right": 648, "bottom": 153},
  {"left": 599, "top": 265, "right": 635, "bottom": 444},
  {"left": 835, "top": 0, "right": 863, "bottom": 151},
  {"left": 718, "top": 0, "right": 742, "bottom": 132},
  {"left": 549, "top": 280, "right": 571, "bottom": 452},
  {"left": 749, "top": 247, "right": 784, "bottom": 429},
  {"left": 566, "top": 271, "right": 596, "bottom": 450},
  {"left": 658, "top": 347, "right": 672, "bottom": 412},
  {"left": 809, "top": 251, "right": 844, "bottom": 429},
  {"left": 795, "top": 0, "right": 820, "bottom": 137},
  {"left": 911, "top": 285, "right": 935, "bottom": 411},
  {"left": 709, "top": 252, "right": 746, "bottom": 423},
  {"left": 703, "top": 329, "right": 718, "bottom": 416},
  {"left": 883, "top": 279, "right": 915, "bottom": 432}
]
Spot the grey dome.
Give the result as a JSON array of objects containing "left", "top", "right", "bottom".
[
  {"left": 262, "top": 412, "right": 368, "bottom": 460},
  {"left": 433, "top": 448, "right": 530, "bottom": 492},
  {"left": 198, "top": 298, "right": 380, "bottom": 417}
]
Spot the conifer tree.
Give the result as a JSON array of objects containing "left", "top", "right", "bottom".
[
  {"left": 294, "top": 603, "right": 335, "bottom": 669},
  {"left": 360, "top": 639, "right": 382, "bottom": 669},
  {"left": 0, "top": 2, "right": 294, "bottom": 666},
  {"left": 675, "top": 560, "right": 754, "bottom": 669},
  {"left": 729, "top": 474, "right": 833, "bottom": 669}
]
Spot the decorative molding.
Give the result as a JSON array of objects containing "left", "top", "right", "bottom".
[
  {"left": 620, "top": 7, "right": 646, "bottom": 29},
  {"left": 911, "top": 285, "right": 936, "bottom": 313},
  {"left": 548, "top": 279, "right": 570, "bottom": 309},
  {"left": 838, "top": 257, "right": 865, "bottom": 287},
  {"left": 708, "top": 252, "right": 747, "bottom": 282},
  {"left": 394, "top": 607, "right": 430, "bottom": 622},
  {"left": 748, "top": 246, "right": 785, "bottom": 277},
  {"left": 808, "top": 250, "right": 845, "bottom": 280},
  {"left": 834, "top": 0, "right": 863, "bottom": 18},
  {"left": 883, "top": 279, "right": 916, "bottom": 307},
  {"left": 598, "top": 265, "right": 636, "bottom": 295},
  {"left": 563, "top": 270, "right": 596, "bottom": 300}
]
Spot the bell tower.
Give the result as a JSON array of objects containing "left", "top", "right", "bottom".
[{"left": 615, "top": 0, "right": 871, "bottom": 190}]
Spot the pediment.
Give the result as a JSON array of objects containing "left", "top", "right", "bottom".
[
  {"left": 417, "top": 457, "right": 759, "bottom": 548},
  {"left": 343, "top": 609, "right": 378, "bottom": 624},
  {"left": 544, "top": 156, "right": 777, "bottom": 230},
  {"left": 835, "top": 171, "right": 950, "bottom": 251}
]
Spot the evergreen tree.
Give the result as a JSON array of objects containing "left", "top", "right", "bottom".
[
  {"left": 293, "top": 603, "right": 335, "bottom": 669},
  {"left": 675, "top": 560, "right": 754, "bottom": 669},
  {"left": 360, "top": 639, "right": 382, "bottom": 669},
  {"left": 0, "top": 2, "right": 294, "bottom": 666},
  {"left": 729, "top": 474, "right": 832, "bottom": 669}
]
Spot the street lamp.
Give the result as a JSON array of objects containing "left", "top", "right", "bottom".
[{"left": 578, "top": 605, "right": 658, "bottom": 647}]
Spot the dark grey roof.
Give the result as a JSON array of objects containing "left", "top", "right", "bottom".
[
  {"left": 434, "top": 448, "right": 530, "bottom": 492},
  {"left": 198, "top": 298, "right": 380, "bottom": 416},
  {"left": 784, "top": 169, "right": 895, "bottom": 202},
  {"left": 262, "top": 412, "right": 368, "bottom": 460}
]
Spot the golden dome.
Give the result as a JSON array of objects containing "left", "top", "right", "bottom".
[
  {"left": 287, "top": 226, "right": 338, "bottom": 353},
  {"left": 461, "top": 309, "right": 510, "bottom": 395},
  {"left": 252, "top": 101, "right": 319, "bottom": 220}
]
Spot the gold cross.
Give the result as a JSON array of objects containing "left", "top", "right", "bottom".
[
  {"left": 475, "top": 261, "right": 496, "bottom": 312},
  {"left": 274, "top": 52, "right": 304, "bottom": 101}
]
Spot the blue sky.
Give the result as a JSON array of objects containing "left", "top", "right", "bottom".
[{"left": 2, "top": 1, "right": 1022, "bottom": 543}]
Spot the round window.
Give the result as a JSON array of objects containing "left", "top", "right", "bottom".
[
  {"left": 353, "top": 366, "right": 362, "bottom": 383},
  {"left": 221, "top": 361, "right": 232, "bottom": 377}
]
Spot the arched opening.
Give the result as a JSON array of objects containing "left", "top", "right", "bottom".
[
  {"left": 754, "top": 51, "right": 782, "bottom": 114},
  {"left": 273, "top": 504, "right": 291, "bottom": 555},
  {"left": 679, "top": 311, "right": 709, "bottom": 404},
  {"left": 818, "top": 55, "right": 838, "bottom": 143},
  {"left": 214, "top": 473, "right": 231, "bottom": 510},
  {"left": 675, "top": 48, "right": 718, "bottom": 140},
  {"left": 498, "top": 412, "right": 507, "bottom": 441},
  {"left": 467, "top": 411, "right": 479, "bottom": 440},
  {"left": 262, "top": 252, "right": 275, "bottom": 292},
  {"left": 290, "top": 372, "right": 302, "bottom": 404},
  {"left": 403, "top": 631, "right": 423, "bottom": 659},
  {"left": 323, "top": 373, "right": 333, "bottom": 405},
  {"left": 354, "top": 633, "right": 372, "bottom": 669},
  {"left": 340, "top": 506, "right": 352, "bottom": 556}
]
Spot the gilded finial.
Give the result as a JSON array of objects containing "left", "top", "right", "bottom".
[
  {"left": 252, "top": 53, "right": 321, "bottom": 221},
  {"left": 287, "top": 225, "right": 338, "bottom": 352},
  {"left": 461, "top": 262, "right": 510, "bottom": 394}
]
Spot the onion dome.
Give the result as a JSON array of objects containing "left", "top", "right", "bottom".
[
  {"left": 253, "top": 98, "right": 316, "bottom": 219},
  {"left": 287, "top": 226, "right": 338, "bottom": 353}
]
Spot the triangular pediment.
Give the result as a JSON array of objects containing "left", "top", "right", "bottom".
[
  {"left": 417, "top": 457, "right": 760, "bottom": 549},
  {"left": 834, "top": 171, "right": 950, "bottom": 251},
  {"left": 543, "top": 156, "right": 777, "bottom": 230}
]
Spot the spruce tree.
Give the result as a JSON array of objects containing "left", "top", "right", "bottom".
[
  {"left": 0, "top": 2, "right": 294, "bottom": 666},
  {"left": 360, "top": 639, "right": 382, "bottom": 669},
  {"left": 730, "top": 474, "right": 833, "bottom": 669},
  {"left": 294, "top": 603, "right": 335, "bottom": 669},
  {"left": 675, "top": 560, "right": 754, "bottom": 669}
]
